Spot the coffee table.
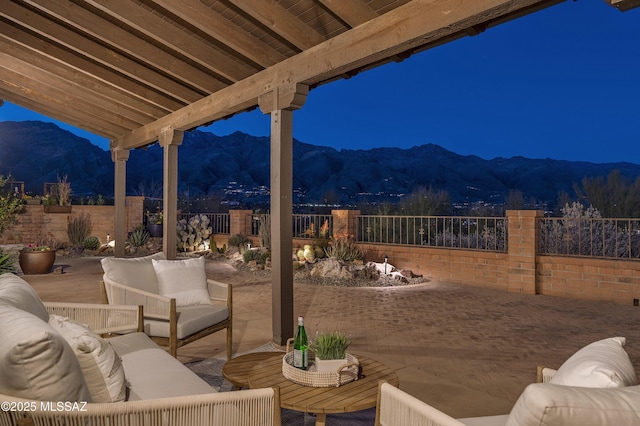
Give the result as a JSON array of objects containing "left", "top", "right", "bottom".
[
  {"left": 248, "top": 353, "right": 399, "bottom": 426},
  {"left": 222, "top": 352, "right": 283, "bottom": 389}
]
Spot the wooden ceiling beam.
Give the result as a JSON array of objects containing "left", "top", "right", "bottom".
[
  {"left": 0, "top": 35, "right": 163, "bottom": 121},
  {"left": 150, "top": 0, "right": 287, "bottom": 69},
  {"left": 0, "top": 1, "right": 203, "bottom": 104},
  {"left": 317, "top": 0, "right": 378, "bottom": 28},
  {"left": 23, "top": 0, "right": 226, "bottom": 94},
  {"left": 0, "top": 64, "right": 142, "bottom": 132},
  {"left": 605, "top": 0, "right": 640, "bottom": 11},
  {"left": 226, "top": 0, "right": 326, "bottom": 50},
  {"left": 0, "top": 52, "right": 153, "bottom": 126},
  {"left": 113, "top": 0, "right": 566, "bottom": 150},
  {"left": 82, "top": 0, "right": 257, "bottom": 82},
  {"left": 0, "top": 22, "right": 182, "bottom": 113},
  {"left": 0, "top": 84, "right": 129, "bottom": 138}
]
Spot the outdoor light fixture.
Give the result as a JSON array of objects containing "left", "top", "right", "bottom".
[
  {"left": 106, "top": 234, "right": 110, "bottom": 243},
  {"left": 384, "top": 255, "right": 389, "bottom": 274},
  {"left": 247, "top": 242, "right": 252, "bottom": 250},
  {"left": 204, "top": 239, "right": 210, "bottom": 250}
]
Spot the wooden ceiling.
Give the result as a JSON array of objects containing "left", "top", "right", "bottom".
[{"left": 0, "top": 0, "right": 607, "bottom": 151}]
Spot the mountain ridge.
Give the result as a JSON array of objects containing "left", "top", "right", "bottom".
[{"left": 1, "top": 120, "right": 638, "bottom": 207}]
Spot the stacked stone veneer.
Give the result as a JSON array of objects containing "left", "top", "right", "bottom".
[{"left": 0, "top": 196, "right": 144, "bottom": 246}]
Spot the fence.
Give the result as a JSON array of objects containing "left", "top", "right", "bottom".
[
  {"left": 249, "top": 214, "right": 333, "bottom": 240},
  {"left": 356, "top": 215, "right": 508, "bottom": 251},
  {"left": 539, "top": 217, "right": 640, "bottom": 260},
  {"left": 178, "top": 212, "right": 230, "bottom": 235}
]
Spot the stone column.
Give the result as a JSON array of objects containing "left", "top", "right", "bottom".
[
  {"left": 259, "top": 83, "right": 308, "bottom": 346},
  {"left": 111, "top": 148, "right": 130, "bottom": 258},
  {"left": 159, "top": 127, "right": 184, "bottom": 260}
]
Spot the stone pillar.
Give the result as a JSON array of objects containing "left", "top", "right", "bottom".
[
  {"left": 259, "top": 83, "right": 308, "bottom": 346},
  {"left": 506, "top": 210, "right": 544, "bottom": 294},
  {"left": 159, "top": 127, "right": 184, "bottom": 260},
  {"left": 331, "top": 210, "right": 361, "bottom": 239},
  {"left": 112, "top": 148, "right": 130, "bottom": 258}
]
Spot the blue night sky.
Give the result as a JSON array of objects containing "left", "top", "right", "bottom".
[{"left": 1, "top": 1, "right": 639, "bottom": 164}]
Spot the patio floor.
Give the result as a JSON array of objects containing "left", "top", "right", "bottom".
[{"left": 22, "top": 256, "right": 640, "bottom": 419}]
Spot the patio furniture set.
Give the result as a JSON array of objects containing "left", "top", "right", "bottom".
[{"left": 2, "top": 252, "right": 640, "bottom": 425}]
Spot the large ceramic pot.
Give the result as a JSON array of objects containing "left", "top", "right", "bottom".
[
  {"left": 19, "top": 250, "right": 56, "bottom": 274},
  {"left": 147, "top": 223, "right": 163, "bottom": 238}
]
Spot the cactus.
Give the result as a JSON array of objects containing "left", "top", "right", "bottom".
[{"left": 176, "top": 214, "right": 212, "bottom": 252}]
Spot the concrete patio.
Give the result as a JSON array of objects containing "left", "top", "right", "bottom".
[{"left": 22, "top": 255, "right": 640, "bottom": 419}]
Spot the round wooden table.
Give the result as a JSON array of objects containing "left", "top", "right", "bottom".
[
  {"left": 222, "top": 352, "right": 283, "bottom": 389},
  {"left": 248, "top": 353, "right": 399, "bottom": 426}
]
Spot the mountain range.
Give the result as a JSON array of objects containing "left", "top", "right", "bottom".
[{"left": 1, "top": 120, "right": 639, "bottom": 208}]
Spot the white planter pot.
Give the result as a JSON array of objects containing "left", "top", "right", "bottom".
[{"left": 314, "top": 358, "right": 349, "bottom": 373}]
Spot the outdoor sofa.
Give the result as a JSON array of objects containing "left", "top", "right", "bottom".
[
  {"left": 0, "top": 273, "right": 280, "bottom": 426},
  {"left": 375, "top": 337, "right": 640, "bottom": 426}
]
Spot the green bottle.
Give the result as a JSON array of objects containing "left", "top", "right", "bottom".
[{"left": 293, "top": 316, "right": 308, "bottom": 370}]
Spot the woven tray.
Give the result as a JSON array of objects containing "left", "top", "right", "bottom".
[{"left": 282, "top": 351, "right": 359, "bottom": 388}]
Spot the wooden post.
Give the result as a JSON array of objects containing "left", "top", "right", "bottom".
[
  {"left": 159, "top": 127, "right": 184, "bottom": 260},
  {"left": 259, "top": 83, "right": 308, "bottom": 346},
  {"left": 111, "top": 148, "right": 129, "bottom": 258}
]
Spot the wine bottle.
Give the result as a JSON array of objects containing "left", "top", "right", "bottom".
[{"left": 293, "top": 316, "right": 308, "bottom": 370}]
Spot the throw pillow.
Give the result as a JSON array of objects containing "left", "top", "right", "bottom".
[
  {"left": 0, "top": 303, "right": 91, "bottom": 402},
  {"left": 506, "top": 383, "right": 640, "bottom": 426},
  {"left": 101, "top": 252, "right": 167, "bottom": 294},
  {"left": 0, "top": 273, "right": 49, "bottom": 322},
  {"left": 549, "top": 337, "right": 637, "bottom": 388},
  {"left": 49, "top": 314, "right": 126, "bottom": 402},
  {"left": 152, "top": 256, "right": 211, "bottom": 306}
]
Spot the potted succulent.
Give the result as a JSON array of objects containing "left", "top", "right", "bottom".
[
  {"left": 309, "top": 331, "right": 352, "bottom": 373},
  {"left": 19, "top": 243, "right": 56, "bottom": 275},
  {"left": 147, "top": 210, "right": 163, "bottom": 238}
]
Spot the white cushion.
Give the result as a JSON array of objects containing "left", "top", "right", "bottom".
[
  {"left": 101, "top": 252, "right": 166, "bottom": 294},
  {"left": 549, "top": 337, "right": 637, "bottom": 388},
  {"left": 506, "top": 383, "right": 640, "bottom": 426},
  {"left": 152, "top": 256, "right": 211, "bottom": 306},
  {"left": 108, "top": 332, "right": 215, "bottom": 400},
  {"left": 0, "top": 273, "right": 49, "bottom": 322},
  {"left": 49, "top": 315, "right": 126, "bottom": 402},
  {"left": 145, "top": 304, "right": 229, "bottom": 339},
  {"left": 0, "top": 303, "right": 91, "bottom": 402}
]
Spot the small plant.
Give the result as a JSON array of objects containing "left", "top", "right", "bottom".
[
  {"left": 0, "top": 249, "right": 15, "bottom": 275},
  {"left": 258, "top": 214, "right": 271, "bottom": 249},
  {"left": 324, "top": 236, "right": 366, "bottom": 262},
  {"left": 310, "top": 331, "right": 351, "bottom": 360},
  {"left": 0, "top": 175, "right": 26, "bottom": 237},
  {"left": 210, "top": 240, "right": 227, "bottom": 254},
  {"left": 83, "top": 236, "right": 101, "bottom": 250},
  {"left": 147, "top": 210, "right": 163, "bottom": 225},
  {"left": 67, "top": 213, "right": 92, "bottom": 246},
  {"left": 129, "top": 227, "right": 150, "bottom": 247},
  {"left": 243, "top": 247, "right": 270, "bottom": 264},
  {"left": 228, "top": 233, "right": 250, "bottom": 250},
  {"left": 56, "top": 175, "right": 72, "bottom": 206}
]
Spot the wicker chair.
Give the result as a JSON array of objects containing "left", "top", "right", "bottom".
[{"left": 100, "top": 253, "right": 232, "bottom": 359}]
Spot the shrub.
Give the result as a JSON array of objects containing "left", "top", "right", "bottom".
[
  {"left": 67, "top": 213, "right": 92, "bottom": 246},
  {"left": 228, "top": 233, "right": 250, "bottom": 249},
  {"left": 0, "top": 175, "right": 25, "bottom": 237},
  {"left": 324, "top": 237, "right": 366, "bottom": 262},
  {"left": 243, "top": 248, "right": 270, "bottom": 264},
  {"left": 83, "top": 236, "right": 101, "bottom": 250},
  {"left": 0, "top": 249, "right": 15, "bottom": 275},
  {"left": 129, "top": 228, "right": 150, "bottom": 247}
]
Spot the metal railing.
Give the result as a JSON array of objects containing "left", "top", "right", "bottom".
[
  {"left": 357, "top": 215, "right": 508, "bottom": 251},
  {"left": 178, "top": 212, "right": 230, "bottom": 235},
  {"left": 539, "top": 217, "right": 640, "bottom": 260},
  {"left": 250, "top": 214, "right": 333, "bottom": 240}
]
